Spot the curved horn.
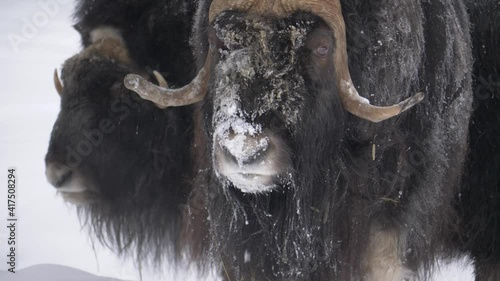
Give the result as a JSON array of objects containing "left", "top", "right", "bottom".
[
  {"left": 124, "top": 51, "right": 213, "bottom": 109},
  {"left": 53, "top": 69, "right": 64, "bottom": 96},
  {"left": 280, "top": 0, "right": 424, "bottom": 122}
]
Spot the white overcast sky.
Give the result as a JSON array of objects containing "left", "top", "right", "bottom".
[{"left": 0, "top": 1, "right": 474, "bottom": 280}]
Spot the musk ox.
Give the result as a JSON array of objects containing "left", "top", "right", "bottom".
[
  {"left": 125, "top": 0, "right": 473, "bottom": 280},
  {"left": 456, "top": 1, "right": 500, "bottom": 280},
  {"left": 44, "top": 0, "right": 205, "bottom": 264}
]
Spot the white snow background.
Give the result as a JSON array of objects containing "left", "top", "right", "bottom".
[{"left": 0, "top": 0, "right": 475, "bottom": 280}]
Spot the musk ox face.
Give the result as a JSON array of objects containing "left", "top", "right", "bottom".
[
  {"left": 46, "top": 54, "right": 147, "bottom": 204},
  {"left": 203, "top": 12, "right": 347, "bottom": 193},
  {"left": 45, "top": 30, "right": 189, "bottom": 206}
]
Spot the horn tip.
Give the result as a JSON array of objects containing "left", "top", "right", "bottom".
[
  {"left": 53, "top": 68, "right": 64, "bottom": 96},
  {"left": 400, "top": 92, "right": 425, "bottom": 113},
  {"left": 415, "top": 92, "right": 425, "bottom": 102},
  {"left": 153, "top": 70, "right": 169, "bottom": 88},
  {"left": 124, "top": 74, "right": 143, "bottom": 90},
  {"left": 53, "top": 68, "right": 59, "bottom": 82}
]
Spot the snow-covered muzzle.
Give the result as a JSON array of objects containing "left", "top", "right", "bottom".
[{"left": 208, "top": 14, "right": 318, "bottom": 193}]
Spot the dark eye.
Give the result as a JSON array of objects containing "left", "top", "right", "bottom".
[
  {"left": 315, "top": 45, "right": 329, "bottom": 57},
  {"left": 110, "top": 81, "right": 123, "bottom": 97}
]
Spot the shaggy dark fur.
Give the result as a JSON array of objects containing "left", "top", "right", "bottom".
[
  {"left": 45, "top": 0, "right": 203, "bottom": 265},
  {"left": 457, "top": 1, "right": 500, "bottom": 280},
  {"left": 46, "top": 0, "right": 500, "bottom": 280},
  {"left": 191, "top": 0, "right": 473, "bottom": 280}
]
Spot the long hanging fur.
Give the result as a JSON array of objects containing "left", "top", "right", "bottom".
[{"left": 457, "top": 1, "right": 500, "bottom": 280}]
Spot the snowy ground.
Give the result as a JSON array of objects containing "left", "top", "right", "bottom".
[{"left": 0, "top": 1, "right": 475, "bottom": 280}]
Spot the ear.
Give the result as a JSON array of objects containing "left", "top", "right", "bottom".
[
  {"left": 73, "top": 23, "right": 91, "bottom": 47},
  {"left": 73, "top": 23, "right": 84, "bottom": 34}
]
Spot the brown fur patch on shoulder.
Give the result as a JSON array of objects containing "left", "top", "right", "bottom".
[{"left": 79, "top": 27, "right": 134, "bottom": 66}]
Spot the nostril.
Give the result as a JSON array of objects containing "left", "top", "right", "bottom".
[
  {"left": 220, "top": 134, "right": 269, "bottom": 165},
  {"left": 46, "top": 163, "right": 73, "bottom": 188},
  {"left": 56, "top": 170, "right": 73, "bottom": 187}
]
